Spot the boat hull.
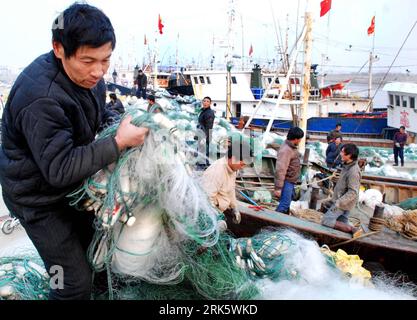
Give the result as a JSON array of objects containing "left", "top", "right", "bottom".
[{"left": 225, "top": 202, "right": 417, "bottom": 280}]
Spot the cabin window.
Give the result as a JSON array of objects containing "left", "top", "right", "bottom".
[
  {"left": 290, "top": 78, "right": 300, "bottom": 85},
  {"left": 206, "top": 77, "right": 211, "bottom": 84},
  {"left": 232, "top": 76, "right": 237, "bottom": 84},
  {"left": 275, "top": 78, "right": 280, "bottom": 84},
  {"left": 194, "top": 77, "right": 199, "bottom": 84},
  {"left": 268, "top": 78, "right": 272, "bottom": 84},
  {"left": 214, "top": 103, "right": 217, "bottom": 107},
  {"left": 402, "top": 96, "right": 408, "bottom": 108},
  {"left": 395, "top": 95, "right": 401, "bottom": 107},
  {"left": 410, "top": 97, "right": 416, "bottom": 109},
  {"left": 199, "top": 76, "right": 205, "bottom": 84},
  {"left": 389, "top": 94, "right": 394, "bottom": 106}
]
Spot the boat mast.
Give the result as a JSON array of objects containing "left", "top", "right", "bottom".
[
  {"left": 269, "top": 0, "right": 286, "bottom": 72},
  {"left": 240, "top": 13, "right": 245, "bottom": 71},
  {"left": 298, "top": 3, "right": 313, "bottom": 154},
  {"left": 153, "top": 35, "right": 159, "bottom": 90},
  {"left": 368, "top": 15, "right": 376, "bottom": 111},
  {"left": 226, "top": 0, "right": 236, "bottom": 121},
  {"left": 245, "top": 25, "right": 307, "bottom": 133},
  {"left": 176, "top": 33, "right": 180, "bottom": 87}
]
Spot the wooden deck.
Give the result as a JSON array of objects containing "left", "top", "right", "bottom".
[{"left": 225, "top": 202, "right": 417, "bottom": 277}]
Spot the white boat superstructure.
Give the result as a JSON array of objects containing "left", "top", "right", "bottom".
[
  {"left": 384, "top": 82, "right": 417, "bottom": 135},
  {"left": 184, "top": 69, "right": 371, "bottom": 121}
]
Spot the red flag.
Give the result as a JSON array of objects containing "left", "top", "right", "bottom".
[
  {"left": 249, "top": 44, "right": 253, "bottom": 57},
  {"left": 144, "top": 34, "right": 147, "bottom": 45},
  {"left": 320, "top": 0, "right": 332, "bottom": 17},
  {"left": 367, "top": 16, "right": 375, "bottom": 36},
  {"left": 330, "top": 79, "right": 351, "bottom": 91},
  {"left": 158, "top": 14, "right": 164, "bottom": 35},
  {"left": 321, "top": 80, "right": 351, "bottom": 97}
]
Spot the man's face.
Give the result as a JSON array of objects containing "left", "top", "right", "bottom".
[
  {"left": 400, "top": 128, "right": 405, "bottom": 134},
  {"left": 53, "top": 42, "right": 113, "bottom": 89},
  {"left": 336, "top": 126, "right": 342, "bottom": 131},
  {"left": 340, "top": 149, "right": 352, "bottom": 163},
  {"left": 202, "top": 98, "right": 211, "bottom": 109},
  {"left": 293, "top": 138, "right": 302, "bottom": 146}
]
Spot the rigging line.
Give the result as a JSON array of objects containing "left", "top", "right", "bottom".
[
  {"left": 342, "top": 60, "right": 369, "bottom": 91},
  {"left": 268, "top": 0, "right": 285, "bottom": 70},
  {"left": 353, "top": 20, "right": 417, "bottom": 134},
  {"left": 295, "top": 0, "right": 301, "bottom": 73}
]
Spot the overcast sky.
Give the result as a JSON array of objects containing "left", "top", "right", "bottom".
[{"left": 1, "top": 0, "right": 417, "bottom": 74}]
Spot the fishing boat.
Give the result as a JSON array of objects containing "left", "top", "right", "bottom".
[
  {"left": 227, "top": 155, "right": 417, "bottom": 278},
  {"left": 225, "top": 201, "right": 417, "bottom": 280}
]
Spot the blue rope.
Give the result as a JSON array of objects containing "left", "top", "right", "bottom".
[{"left": 238, "top": 191, "right": 259, "bottom": 207}]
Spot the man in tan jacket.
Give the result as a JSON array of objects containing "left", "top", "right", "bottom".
[
  {"left": 201, "top": 137, "right": 253, "bottom": 228},
  {"left": 274, "top": 127, "right": 304, "bottom": 214}
]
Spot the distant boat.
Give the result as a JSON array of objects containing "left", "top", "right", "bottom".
[
  {"left": 384, "top": 82, "right": 417, "bottom": 143},
  {"left": 183, "top": 66, "right": 392, "bottom": 144},
  {"left": 168, "top": 72, "right": 194, "bottom": 96}
]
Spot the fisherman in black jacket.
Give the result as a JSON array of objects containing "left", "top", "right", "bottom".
[
  {"left": 0, "top": 4, "right": 149, "bottom": 300},
  {"left": 197, "top": 97, "right": 215, "bottom": 169},
  {"left": 107, "top": 93, "right": 125, "bottom": 115}
]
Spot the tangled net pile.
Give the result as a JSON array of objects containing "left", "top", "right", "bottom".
[
  {"left": 66, "top": 108, "right": 263, "bottom": 299},
  {"left": 0, "top": 255, "right": 49, "bottom": 300}
]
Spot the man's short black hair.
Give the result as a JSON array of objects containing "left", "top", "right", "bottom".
[
  {"left": 203, "top": 97, "right": 212, "bottom": 102},
  {"left": 287, "top": 127, "right": 304, "bottom": 141},
  {"left": 227, "top": 135, "right": 253, "bottom": 164},
  {"left": 400, "top": 126, "right": 406, "bottom": 130},
  {"left": 52, "top": 3, "right": 116, "bottom": 58},
  {"left": 336, "top": 123, "right": 342, "bottom": 128},
  {"left": 147, "top": 95, "right": 156, "bottom": 102},
  {"left": 342, "top": 144, "right": 359, "bottom": 161},
  {"left": 109, "top": 93, "right": 117, "bottom": 100}
]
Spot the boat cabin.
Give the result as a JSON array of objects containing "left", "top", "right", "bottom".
[{"left": 384, "top": 82, "right": 417, "bottom": 137}]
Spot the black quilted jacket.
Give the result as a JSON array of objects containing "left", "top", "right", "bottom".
[{"left": 0, "top": 51, "right": 119, "bottom": 210}]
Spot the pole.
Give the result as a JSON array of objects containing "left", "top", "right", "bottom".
[
  {"left": 309, "top": 187, "right": 320, "bottom": 210},
  {"left": 154, "top": 36, "right": 159, "bottom": 90},
  {"left": 368, "top": 51, "right": 373, "bottom": 99},
  {"left": 241, "top": 14, "right": 245, "bottom": 71},
  {"left": 299, "top": 10, "right": 313, "bottom": 154},
  {"left": 226, "top": 62, "right": 232, "bottom": 120},
  {"left": 226, "top": 0, "right": 235, "bottom": 120},
  {"left": 368, "top": 15, "right": 376, "bottom": 110},
  {"left": 176, "top": 33, "right": 180, "bottom": 87}
]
